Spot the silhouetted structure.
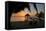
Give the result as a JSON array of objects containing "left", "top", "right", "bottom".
[{"left": 25, "top": 14, "right": 30, "bottom": 22}]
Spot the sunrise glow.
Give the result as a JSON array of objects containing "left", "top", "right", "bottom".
[{"left": 10, "top": 9, "right": 37, "bottom": 22}]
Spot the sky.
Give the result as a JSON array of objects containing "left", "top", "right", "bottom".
[
  {"left": 10, "top": 3, "right": 45, "bottom": 22},
  {"left": 36, "top": 3, "right": 45, "bottom": 13}
]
